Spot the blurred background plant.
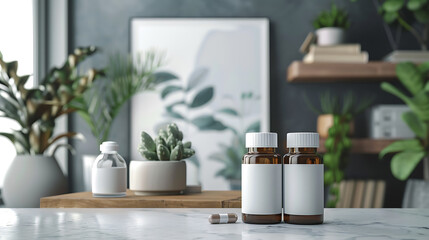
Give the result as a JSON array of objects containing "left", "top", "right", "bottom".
[
  {"left": 0, "top": 46, "right": 102, "bottom": 155},
  {"left": 380, "top": 61, "right": 429, "bottom": 181},
  {"left": 377, "top": 0, "right": 429, "bottom": 50},
  {"left": 306, "top": 92, "right": 374, "bottom": 207},
  {"left": 71, "top": 51, "right": 164, "bottom": 144},
  {"left": 313, "top": 3, "right": 351, "bottom": 29},
  {"left": 208, "top": 92, "right": 260, "bottom": 190}
]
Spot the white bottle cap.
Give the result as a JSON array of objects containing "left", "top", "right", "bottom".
[
  {"left": 245, "top": 132, "right": 278, "bottom": 148},
  {"left": 100, "top": 141, "right": 119, "bottom": 153},
  {"left": 287, "top": 132, "right": 319, "bottom": 148}
]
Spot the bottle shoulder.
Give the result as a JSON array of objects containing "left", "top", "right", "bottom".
[
  {"left": 95, "top": 152, "right": 127, "bottom": 168},
  {"left": 283, "top": 153, "right": 323, "bottom": 164},
  {"left": 243, "top": 152, "right": 282, "bottom": 164}
]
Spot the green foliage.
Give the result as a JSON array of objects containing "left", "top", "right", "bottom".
[
  {"left": 71, "top": 52, "right": 163, "bottom": 144},
  {"left": 306, "top": 92, "right": 374, "bottom": 207},
  {"left": 379, "top": 0, "right": 429, "bottom": 50},
  {"left": 0, "top": 46, "right": 101, "bottom": 155},
  {"left": 313, "top": 4, "right": 351, "bottom": 29},
  {"left": 380, "top": 61, "right": 429, "bottom": 180},
  {"left": 138, "top": 123, "right": 195, "bottom": 161}
]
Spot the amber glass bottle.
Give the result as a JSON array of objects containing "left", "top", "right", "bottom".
[
  {"left": 242, "top": 132, "right": 282, "bottom": 224},
  {"left": 283, "top": 132, "right": 324, "bottom": 225}
]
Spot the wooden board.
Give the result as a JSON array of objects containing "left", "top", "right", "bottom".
[
  {"left": 287, "top": 61, "right": 397, "bottom": 82},
  {"left": 40, "top": 190, "right": 241, "bottom": 208},
  {"left": 319, "top": 138, "right": 398, "bottom": 154}
]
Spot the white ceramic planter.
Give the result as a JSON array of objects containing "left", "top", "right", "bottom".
[
  {"left": 316, "top": 27, "right": 345, "bottom": 46},
  {"left": 3, "top": 155, "right": 67, "bottom": 207},
  {"left": 130, "top": 160, "right": 186, "bottom": 195}
]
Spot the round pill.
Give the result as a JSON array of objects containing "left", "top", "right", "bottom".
[{"left": 208, "top": 213, "right": 238, "bottom": 224}]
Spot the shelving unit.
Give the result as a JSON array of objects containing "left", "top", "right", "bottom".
[
  {"left": 287, "top": 61, "right": 397, "bottom": 82},
  {"left": 318, "top": 138, "right": 399, "bottom": 154}
]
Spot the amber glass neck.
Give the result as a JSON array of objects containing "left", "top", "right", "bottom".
[
  {"left": 248, "top": 147, "right": 276, "bottom": 153},
  {"left": 288, "top": 147, "right": 317, "bottom": 154}
]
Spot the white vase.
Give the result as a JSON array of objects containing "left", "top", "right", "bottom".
[
  {"left": 82, "top": 154, "right": 97, "bottom": 192},
  {"left": 315, "top": 27, "right": 345, "bottom": 46},
  {"left": 3, "top": 155, "right": 67, "bottom": 207},
  {"left": 130, "top": 160, "right": 186, "bottom": 195}
]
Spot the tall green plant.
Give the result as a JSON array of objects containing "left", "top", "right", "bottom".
[
  {"left": 306, "top": 92, "right": 373, "bottom": 207},
  {"left": 313, "top": 4, "right": 351, "bottom": 29},
  {"left": 379, "top": 0, "right": 429, "bottom": 50},
  {"left": 0, "top": 47, "right": 101, "bottom": 155},
  {"left": 380, "top": 61, "right": 429, "bottom": 180},
  {"left": 71, "top": 52, "right": 163, "bottom": 144}
]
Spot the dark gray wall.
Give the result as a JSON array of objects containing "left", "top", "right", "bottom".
[{"left": 69, "top": 0, "right": 423, "bottom": 207}]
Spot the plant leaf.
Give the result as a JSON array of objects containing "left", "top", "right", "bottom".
[
  {"left": 186, "top": 67, "right": 208, "bottom": 91},
  {"left": 381, "top": 82, "right": 412, "bottom": 104},
  {"left": 391, "top": 151, "right": 425, "bottom": 180},
  {"left": 383, "top": 11, "right": 398, "bottom": 23},
  {"left": 414, "top": 8, "right": 429, "bottom": 23},
  {"left": 396, "top": 62, "right": 424, "bottom": 95},
  {"left": 161, "top": 85, "right": 182, "bottom": 99},
  {"left": 379, "top": 139, "right": 423, "bottom": 159},
  {"left": 245, "top": 121, "right": 261, "bottom": 133},
  {"left": 189, "top": 87, "right": 214, "bottom": 108},
  {"left": 407, "top": 0, "right": 427, "bottom": 10},
  {"left": 218, "top": 108, "right": 239, "bottom": 116},
  {"left": 382, "top": 0, "right": 405, "bottom": 12},
  {"left": 191, "top": 115, "right": 227, "bottom": 131},
  {"left": 152, "top": 71, "right": 178, "bottom": 85},
  {"left": 402, "top": 111, "right": 426, "bottom": 138}
]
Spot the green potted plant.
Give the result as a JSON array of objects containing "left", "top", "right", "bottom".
[
  {"left": 130, "top": 123, "right": 195, "bottom": 195},
  {"left": 71, "top": 52, "right": 164, "bottom": 191},
  {"left": 313, "top": 3, "right": 351, "bottom": 45},
  {"left": 380, "top": 0, "right": 429, "bottom": 51},
  {"left": 380, "top": 62, "right": 429, "bottom": 182},
  {"left": 0, "top": 46, "right": 101, "bottom": 207},
  {"left": 306, "top": 92, "right": 373, "bottom": 207}
]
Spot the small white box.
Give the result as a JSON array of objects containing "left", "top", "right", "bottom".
[{"left": 370, "top": 105, "right": 414, "bottom": 139}]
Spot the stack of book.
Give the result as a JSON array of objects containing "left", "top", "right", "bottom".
[
  {"left": 384, "top": 50, "right": 429, "bottom": 63},
  {"left": 303, "top": 44, "right": 369, "bottom": 64},
  {"left": 336, "top": 179, "right": 386, "bottom": 208}
]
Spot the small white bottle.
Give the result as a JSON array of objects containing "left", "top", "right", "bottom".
[{"left": 92, "top": 141, "right": 127, "bottom": 197}]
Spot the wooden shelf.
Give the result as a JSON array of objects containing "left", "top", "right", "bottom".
[
  {"left": 287, "top": 61, "right": 397, "bottom": 82},
  {"left": 318, "top": 138, "right": 398, "bottom": 154},
  {"left": 40, "top": 190, "right": 241, "bottom": 208}
]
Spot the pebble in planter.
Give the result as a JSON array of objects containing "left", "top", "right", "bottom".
[{"left": 130, "top": 123, "right": 195, "bottom": 195}]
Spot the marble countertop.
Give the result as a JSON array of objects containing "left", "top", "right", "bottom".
[{"left": 0, "top": 208, "right": 428, "bottom": 239}]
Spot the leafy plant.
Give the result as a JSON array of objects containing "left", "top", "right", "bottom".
[
  {"left": 313, "top": 4, "right": 351, "bottom": 29},
  {"left": 208, "top": 92, "right": 261, "bottom": 181},
  {"left": 380, "top": 61, "right": 429, "bottom": 180},
  {"left": 160, "top": 67, "right": 228, "bottom": 131},
  {"left": 71, "top": 52, "right": 163, "bottom": 144},
  {"left": 306, "top": 92, "right": 373, "bottom": 207},
  {"left": 138, "top": 123, "right": 195, "bottom": 161},
  {"left": 0, "top": 46, "right": 101, "bottom": 155},
  {"left": 379, "top": 0, "right": 429, "bottom": 50}
]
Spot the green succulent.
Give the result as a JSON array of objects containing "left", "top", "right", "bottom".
[
  {"left": 380, "top": 61, "right": 429, "bottom": 180},
  {"left": 379, "top": 0, "right": 429, "bottom": 50},
  {"left": 313, "top": 4, "right": 351, "bottom": 29},
  {"left": 138, "top": 123, "right": 195, "bottom": 161},
  {"left": 0, "top": 46, "right": 102, "bottom": 155}
]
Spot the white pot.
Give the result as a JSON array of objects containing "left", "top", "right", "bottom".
[
  {"left": 82, "top": 154, "right": 97, "bottom": 192},
  {"left": 130, "top": 160, "right": 186, "bottom": 195},
  {"left": 3, "top": 155, "right": 67, "bottom": 207},
  {"left": 315, "top": 27, "right": 345, "bottom": 46}
]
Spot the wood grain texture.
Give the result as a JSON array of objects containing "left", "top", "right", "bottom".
[
  {"left": 287, "top": 61, "right": 397, "bottom": 82},
  {"left": 40, "top": 190, "right": 242, "bottom": 208},
  {"left": 319, "top": 138, "right": 398, "bottom": 154}
]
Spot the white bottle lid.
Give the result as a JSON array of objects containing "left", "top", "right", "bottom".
[
  {"left": 287, "top": 132, "right": 319, "bottom": 148},
  {"left": 100, "top": 141, "right": 119, "bottom": 153},
  {"left": 245, "top": 132, "right": 278, "bottom": 148}
]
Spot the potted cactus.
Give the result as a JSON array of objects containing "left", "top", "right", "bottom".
[{"left": 130, "top": 123, "right": 195, "bottom": 195}]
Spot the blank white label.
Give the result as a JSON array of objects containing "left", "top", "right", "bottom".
[
  {"left": 92, "top": 167, "right": 127, "bottom": 194},
  {"left": 242, "top": 164, "right": 282, "bottom": 214},
  {"left": 284, "top": 164, "right": 324, "bottom": 215}
]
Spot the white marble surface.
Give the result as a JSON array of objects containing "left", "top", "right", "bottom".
[{"left": 0, "top": 208, "right": 428, "bottom": 239}]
